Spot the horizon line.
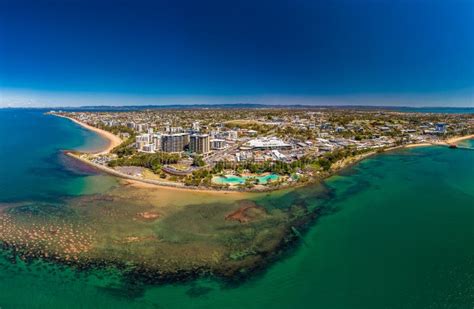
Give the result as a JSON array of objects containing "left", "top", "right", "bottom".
[{"left": 1, "top": 103, "right": 473, "bottom": 110}]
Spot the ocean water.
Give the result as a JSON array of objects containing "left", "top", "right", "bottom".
[
  {"left": 0, "top": 109, "right": 473, "bottom": 308},
  {"left": 0, "top": 109, "right": 117, "bottom": 202}
]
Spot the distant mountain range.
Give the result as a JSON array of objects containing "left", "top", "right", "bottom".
[{"left": 2, "top": 104, "right": 473, "bottom": 114}]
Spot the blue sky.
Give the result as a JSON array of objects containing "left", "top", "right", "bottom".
[{"left": 0, "top": 0, "right": 473, "bottom": 107}]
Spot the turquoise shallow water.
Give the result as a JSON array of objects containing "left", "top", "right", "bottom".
[{"left": 0, "top": 109, "right": 473, "bottom": 308}]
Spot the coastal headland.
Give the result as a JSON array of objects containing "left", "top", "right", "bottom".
[
  {"left": 0, "top": 108, "right": 470, "bottom": 285},
  {"left": 53, "top": 112, "right": 474, "bottom": 194}
]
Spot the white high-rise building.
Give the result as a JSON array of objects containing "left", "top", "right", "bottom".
[
  {"left": 190, "top": 134, "right": 210, "bottom": 154},
  {"left": 152, "top": 134, "right": 162, "bottom": 151},
  {"left": 161, "top": 133, "right": 189, "bottom": 152}
]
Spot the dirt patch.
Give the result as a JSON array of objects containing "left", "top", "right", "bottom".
[{"left": 225, "top": 200, "right": 266, "bottom": 223}]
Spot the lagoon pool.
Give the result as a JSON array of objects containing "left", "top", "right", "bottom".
[{"left": 212, "top": 174, "right": 279, "bottom": 185}]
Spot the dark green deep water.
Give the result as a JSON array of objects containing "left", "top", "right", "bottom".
[{"left": 0, "top": 110, "right": 473, "bottom": 308}]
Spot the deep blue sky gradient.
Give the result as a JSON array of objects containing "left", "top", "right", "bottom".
[{"left": 0, "top": 0, "right": 473, "bottom": 106}]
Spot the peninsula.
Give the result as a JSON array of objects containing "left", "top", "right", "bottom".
[{"left": 49, "top": 107, "right": 474, "bottom": 193}]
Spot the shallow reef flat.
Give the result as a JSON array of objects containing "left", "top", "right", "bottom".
[{"left": 0, "top": 182, "right": 327, "bottom": 283}]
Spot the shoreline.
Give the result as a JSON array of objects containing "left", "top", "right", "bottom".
[
  {"left": 328, "top": 142, "right": 432, "bottom": 173},
  {"left": 65, "top": 151, "right": 248, "bottom": 195},
  {"left": 64, "top": 141, "right": 440, "bottom": 194},
  {"left": 446, "top": 134, "right": 474, "bottom": 144},
  {"left": 51, "top": 113, "right": 122, "bottom": 155},
  {"left": 57, "top": 115, "right": 473, "bottom": 193}
]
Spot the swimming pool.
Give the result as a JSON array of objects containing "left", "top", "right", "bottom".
[{"left": 212, "top": 174, "right": 279, "bottom": 185}]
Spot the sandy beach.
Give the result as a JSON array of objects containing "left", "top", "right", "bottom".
[
  {"left": 446, "top": 134, "right": 474, "bottom": 144},
  {"left": 403, "top": 142, "right": 433, "bottom": 148},
  {"left": 53, "top": 114, "right": 122, "bottom": 155},
  {"left": 122, "top": 178, "right": 246, "bottom": 195}
]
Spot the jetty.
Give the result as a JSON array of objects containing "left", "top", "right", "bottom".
[
  {"left": 452, "top": 145, "right": 474, "bottom": 151},
  {"left": 446, "top": 144, "right": 474, "bottom": 151}
]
